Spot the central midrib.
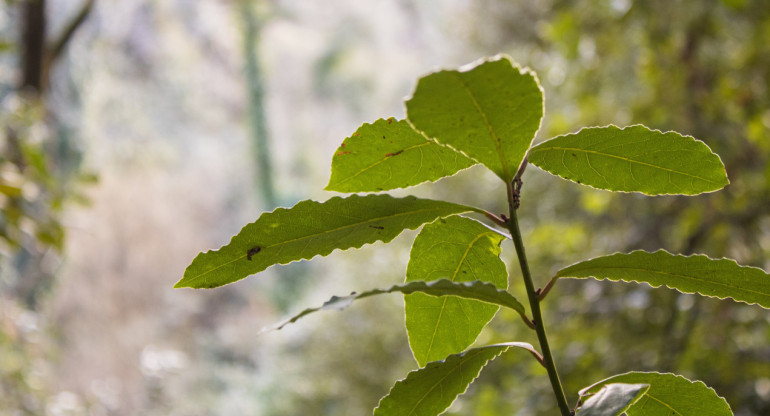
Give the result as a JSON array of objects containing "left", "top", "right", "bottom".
[{"left": 451, "top": 72, "right": 510, "bottom": 179}]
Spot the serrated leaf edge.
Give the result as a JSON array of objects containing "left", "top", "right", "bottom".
[
  {"left": 556, "top": 249, "right": 770, "bottom": 309},
  {"left": 404, "top": 53, "right": 545, "bottom": 183},
  {"left": 176, "top": 195, "right": 473, "bottom": 288},
  {"left": 325, "top": 118, "right": 477, "bottom": 193},
  {"left": 373, "top": 342, "right": 540, "bottom": 416},
  {"left": 579, "top": 371, "right": 733, "bottom": 414},
  {"left": 271, "top": 279, "right": 530, "bottom": 331},
  {"left": 529, "top": 124, "right": 729, "bottom": 195}
]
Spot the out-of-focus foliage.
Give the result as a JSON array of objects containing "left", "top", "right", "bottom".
[{"left": 0, "top": 1, "right": 93, "bottom": 414}]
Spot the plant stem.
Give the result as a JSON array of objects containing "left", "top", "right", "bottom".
[{"left": 506, "top": 181, "right": 572, "bottom": 416}]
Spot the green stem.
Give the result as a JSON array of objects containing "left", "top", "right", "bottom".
[{"left": 506, "top": 182, "right": 572, "bottom": 416}]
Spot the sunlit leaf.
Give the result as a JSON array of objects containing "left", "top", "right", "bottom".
[
  {"left": 405, "top": 216, "right": 509, "bottom": 366},
  {"left": 580, "top": 372, "right": 732, "bottom": 416},
  {"left": 326, "top": 118, "right": 474, "bottom": 192},
  {"left": 406, "top": 55, "right": 543, "bottom": 182},
  {"left": 176, "top": 195, "right": 472, "bottom": 288},
  {"left": 576, "top": 383, "right": 649, "bottom": 416},
  {"left": 528, "top": 125, "right": 729, "bottom": 195},
  {"left": 556, "top": 250, "right": 770, "bottom": 309},
  {"left": 273, "top": 279, "right": 527, "bottom": 330},
  {"left": 374, "top": 342, "right": 540, "bottom": 416}
]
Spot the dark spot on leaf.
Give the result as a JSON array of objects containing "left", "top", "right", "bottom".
[
  {"left": 369, "top": 225, "right": 384, "bottom": 230},
  {"left": 247, "top": 246, "right": 261, "bottom": 260},
  {"left": 571, "top": 153, "right": 576, "bottom": 157},
  {"left": 352, "top": 132, "right": 360, "bottom": 137},
  {"left": 382, "top": 135, "right": 386, "bottom": 139},
  {"left": 577, "top": 180, "right": 581, "bottom": 184},
  {"left": 336, "top": 151, "right": 351, "bottom": 156},
  {"left": 387, "top": 118, "right": 394, "bottom": 124},
  {"left": 340, "top": 142, "right": 346, "bottom": 147},
  {"left": 385, "top": 150, "right": 404, "bottom": 157}
]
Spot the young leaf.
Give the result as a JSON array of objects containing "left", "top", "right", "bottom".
[
  {"left": 373, "top": 342, "right": 540, "bottom": 416},
  {"left": 176, "top": 195, "right": 473, "bottom": 289},
  {"left": 528, "top": 125, "right": 729, "bottom": 195},
  {"left": 556, "top": 250, "right": 770, "bottom": 309},
  {"left": 405, "top": 55, "right": 543, "bottom": 183},
  {"left": 326, "top": 118, "right": 474, "bottom": 192},
  {"left": 405, "top": 216, "right": 509, "bottom": 366},
  {"left": 580, "top": 372, "right": 732, "bottom": 415},
  {"left": 273, "top": 279, "right": 528, "bottom": 330},
  {"left": 576, "top": 383, "right": 650, "bottom": 416}
]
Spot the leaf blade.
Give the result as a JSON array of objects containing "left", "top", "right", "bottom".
[
  {"left": 373, "top": 342, "right": 538, "bottom": 416},
  {"left": 556, "top": 250, "right": 770, "bottom": 309},
  {"left": 405, "top": 216, "right": 509, "bottom": 366},
  {"left": 176, "top": 195, "right": 472, "bottom": 288},
  {"left": 406, "top": 55, "right": 543, "bottom": 182},
  {"left": 274, "top": 279, "right": 527, "bottom": 330},
  {"left": 580, "top": 372, "right": 732, "bottom": 416},
  {"left": 576, "top": 383, "right": 650, "bottom": 416},
  {"left": 529, "top": 125, "right": 729, "bottom": 195},
  {"left": 326, "top": 118, "right": 475, "bottom": 192}
]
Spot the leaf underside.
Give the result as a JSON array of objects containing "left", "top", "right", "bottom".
[
  {"left": 406, "top": 54, "right": 543, "bottom": 183},
  {"left": 405, "top": 216, "right": 509, "bottom": 366},
  {"left": 374, "top": 343, "right": 538, "bottom": 416},
  {"left": 576, "top": 383, "right": 650, "bottom": 416},
  {"left": 581, "top": 372, "right": 732, "bottom": 416},
  {"left": 274, "top": 279, "right": 527, "bottom": 331},
  {"left": 176, "top": 195, "right": 472, "bottom": 288},
  {"left": 326, "top": 118, "right": 475, "bottom": 192},
  {"left": 528, "top": 125, "right": 729, "bottom": 195},
  {"left": 557, "top": 250, "right": 770, "bottom": 309}
]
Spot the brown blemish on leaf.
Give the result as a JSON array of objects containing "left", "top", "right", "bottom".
[
  {"left": 247, "top": 246, "right": 261, "bottom": 260},
  {"left": 336, "top": 151, "right": 352, "bottom": 156},
  {"left": 352, "top": 132, "right": 360, "bottom": 137},
  {"left": 369, "top": 225, "right": 384, "bottom": 230},
  {"left": 385, "top": 150, "right": 404, "bottom": 157},
  {"left": 387, "top": 118, "right": 394, "bottom": 124}
]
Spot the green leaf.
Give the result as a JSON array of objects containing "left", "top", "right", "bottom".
[
  {"left": 274, "top": 279, "right": 528, "bottom": 330},
  {"left": 576, "top": 383, "right": 650, "bottom": 416},
  {"left": 556, "top": 250, "right": 770, "bottom": 309},
  {"left": 405, "top": 216, "right": 509, "bottom": 366},
  {"left": 176, "top": 195, "right": 472, "bottom": 289},
  {"left": 374, "top": 342, "right": 540, "bottom": 416},
  {"left": 406, "top": 55, "right": 543, "bottom": 182},
  {"left": 326, "top": 118, "right": 474, "bottom": 192},
  {"left": 528, "top": 125, "right": 729, "bottom": 195},
  {"left": 580, "top": 372, "right": 732, "bottom": 416}
]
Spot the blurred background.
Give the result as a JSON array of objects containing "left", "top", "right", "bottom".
[{"left": 1, "top": 0, "right": 769, "bottom": 415}]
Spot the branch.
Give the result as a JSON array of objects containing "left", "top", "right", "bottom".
[{"left": 49, "top": 0, "right": 94, "bottom": 63}]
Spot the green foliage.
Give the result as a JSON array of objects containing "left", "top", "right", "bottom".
[
  {"left": 373, "top": 343, "right": 537, "bottom": 416},
  {"left": 580, "top": 372, "right": 733, "bottom": 416},
  {"left": 576, "top": 383, "right": 649, "bottom": 416},
  {"left": 276, "top": 279, "right": 527, "bottom": 331},
  {"left": 405, "top": 56, "right": 543, "bottom": 183},
  {"left": 181, "top": 56, "right": 765, "bottom": 415},
  {"left": 405, "top": 216, "right": 508, "bottom": 366},
  {"left": 556, "top": 250, "right": 770, "bottom": 308},
  {"left": 327, "top": 118, "right": 474, "bottom": 192},
  {"left": 529, "top": 125, "right": 729, "bottom": 195},
  {"left": 176, "top": 195, "right": 473, "bottom": 288}
]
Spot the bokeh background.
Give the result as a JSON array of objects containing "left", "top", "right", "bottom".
[{"left": 2, "top": 0, "right": 769, "bottom": 415}]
